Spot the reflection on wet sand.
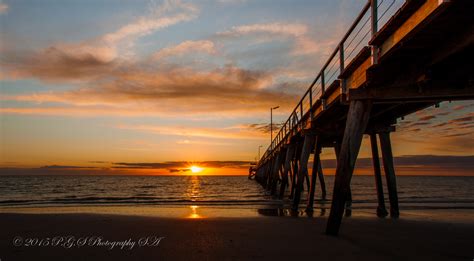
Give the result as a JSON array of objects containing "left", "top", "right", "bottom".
[{"left": 257, "top": 199, "right": 354, "bottom": 218}]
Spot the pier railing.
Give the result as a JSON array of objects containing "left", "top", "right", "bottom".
[{"left": 258, "top": 0, "right": 404, "bottom": 165}]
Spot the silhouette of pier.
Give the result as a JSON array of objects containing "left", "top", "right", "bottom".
[{"left": 249, "top": 0, "right": 473, "bottom": 235}]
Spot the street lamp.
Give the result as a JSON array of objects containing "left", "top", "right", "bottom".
[{"left": 270, "top": 106, "right": 279, "bottom": 149}]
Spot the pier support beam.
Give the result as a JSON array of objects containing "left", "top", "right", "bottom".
[
  {"left": 292, "top": 132, "right": 316, "bottom": 210},
  {"left": 370, "top": 133, "right": 388, "bottom": 217},
  {"left": 379, "top": 131, "right": 400, "bottom": 218},
  {"left": 326, "top": 100, "right": 372, "bottom": 236},
  {"left": 306, "top": 136, "right": 321, "bottom": 212},
  {"left": 270, "top": 151, "right": 283, "bottom": 195},
  {"left": 279, "top": 143, "right": 296, "bottom": 199},
  {"left": 334, "top": 139, "right": 352, "bottom": 209},
  {"left": 318, "top": 162, "right": 327, "bottom": 200},
  {"left": 290, "top": 140, "right": 303, "bottom": 199}
]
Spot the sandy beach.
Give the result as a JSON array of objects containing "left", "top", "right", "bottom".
[{"left": 1, "top": 210, "right": 473, "bottom": 261}]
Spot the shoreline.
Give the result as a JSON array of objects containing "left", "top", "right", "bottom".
[
  {"left": 1, "top": 204, "right": 474, "bottom": 222},
  {"left": 1, "top": 210, "right": 473, "bottom": 260}
]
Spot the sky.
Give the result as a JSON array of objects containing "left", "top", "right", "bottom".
[{"left": 0, "top": 0, "right": 472, "bottom": 175}]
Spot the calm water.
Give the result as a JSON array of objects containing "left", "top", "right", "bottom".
[{"left": 0, "top": 175, "right": 473, "bottom": 210}]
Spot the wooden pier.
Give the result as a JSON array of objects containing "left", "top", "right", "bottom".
[{"left": 251, "top": 0, "right": 474, "bottom": 235}]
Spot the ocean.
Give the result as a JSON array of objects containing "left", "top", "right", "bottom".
[{"left": 0, "top": 175, "right": 473, "bottom": 212}]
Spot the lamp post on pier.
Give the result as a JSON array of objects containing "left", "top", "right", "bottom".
[{"left": 270, "top": 106, "right": 279, "bottom": 150}]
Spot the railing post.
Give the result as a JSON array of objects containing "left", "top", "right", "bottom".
[
  {"left": 339, "top": 44, "right": 345, "bottom": 73},
  {"left": 370, "top": 0, "right": 378, "bottom": 36},
  {"left": 309, "top": 87, "right": 313, "bottom": 119},
  {"left": 370, "top": 0, "right": 379, "bottom": 65},
  {"left": 321, "top": 71, "right": 325, "bottom": 94},
  {"left": 300, "top": 103, "right": 303, "bottom": 122}
]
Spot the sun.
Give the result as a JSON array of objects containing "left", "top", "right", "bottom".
[{"left": 190, "top": 165, "right": 203, "bottom": 173}]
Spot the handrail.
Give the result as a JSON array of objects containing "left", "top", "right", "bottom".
[{"left": 257, "top": 0, "right": 404, "bottom": 166}]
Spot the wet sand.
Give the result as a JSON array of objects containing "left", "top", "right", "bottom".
[{"left": 1, "top": 210, "right": 473, "bottom": 260}]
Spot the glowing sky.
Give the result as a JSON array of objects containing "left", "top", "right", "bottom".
[{"left": 0, "top": 0, "right": 472, "bottom": 175}]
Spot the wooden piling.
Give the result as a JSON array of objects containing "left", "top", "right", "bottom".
[
  {"left": 370, "top": 133, "right": 388, "bottom": 217},
  {"left": 265, "top": 156, "right": 276, "bottom": 190},
  {"left": 326, "top": 100, "right": 372, "bottom": 236},
  {"left": 289, "top": 141, "right": 302, "bottom": 199},
  {"left": 292, "top": 132, "right": 316, "bottom": 210},
  {"left": 318, "top": 162, "right": 327, "bottom": 200},
  {"left": 306, "top": 136, "right": 321, "bottom": 212},
  {"left": 269, "top": 152, "right": 282, "bottom": 195},
  {"left": 379, "top": 131, "right": 400, "bottom": 218},
  {"left": 334, "top": 138, "right": 352, "bottom": 208},
  {"left": 279, "top": 143, "right": 296, "bottom": 199}
]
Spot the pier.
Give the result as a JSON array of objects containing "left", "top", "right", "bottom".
[{"left": 250, "top": 0, "right": 474, "bottom": 235}]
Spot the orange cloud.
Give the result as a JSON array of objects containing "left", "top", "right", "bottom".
[
  {"left": 153, "top": 40, "right": 216, "bottom": 60},
  {"left": 1, "top": 65, "right": 298, "bottom": 117},
  {"left": 116, "top": 124, "right": 267, "bottom": 140},
  {"left": 0, "top": 1, "right": 8, "bottom": 14}
]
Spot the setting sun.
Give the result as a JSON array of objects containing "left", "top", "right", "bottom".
[{"left": 190, "top": 166, "right": 203, "bottom": 173}]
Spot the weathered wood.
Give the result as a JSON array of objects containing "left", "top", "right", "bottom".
[
  {"left": 289, "top": 159, "right": 297, "bottom": 199},
  {"left": 270, "top": 151, "right": 283, "bottom": 195},
  {"left": 279, "top": 143, "right": 296, "bottom": 199},
  {"left": 370, "top": 133, "right": 388, "bottom": 217},
  {"left": 379, "top": 131, "right": 400, "bottom": 218},
  {"left": 290, "top": 141, "right": 302, "bottom": 199},
  {"left": 317, "top": 162, "right": 327, "bottom": 200},
  {"left": 292, "top": 133, "right": 316, "bottom": 210},
  {"left": 305, "top": 172, "right": 310, "bottom": 192},
  {"left": 334, "top": 138, "right": 352, "bottom": 209},
  {"left": 326, "top": 100, "right": 372, "bottom": 236},
  {"left": 306, "top": 136, "right": 321, "bottom": 212}
]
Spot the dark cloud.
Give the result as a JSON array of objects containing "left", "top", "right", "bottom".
[
  {"left": 319, "top": 155, "right": 474, "bottom": 171},
  {"left": 1, "top": 156, "right": 472, "bottom": 175},
  {"left": 2, "top": 59, "right": 299, "bottom": 115},
  {"left": 432, "top": 122, "right": 449, "bottom": 127},
  {"left": 39, "top": 165, "right": 94, "bottom": 169},
  {"left": 1, "top": 46, "right": 114, "bottom": 82},
  {"left": 453, "top": 103, "right": 474, "bottom": 111},
  {"left": 243, "top": 123, "right": 285, "bottom": 134},
  {"left": 419, "top": 115, "right": 436, "bottom": 121},
  {"left": 451, "top": 116, "right": 473, "bottom": 123},
  {"left": 113, "top": 161, "right": 253, "bottom": 173}
]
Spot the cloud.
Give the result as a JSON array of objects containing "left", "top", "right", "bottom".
[
  {"left": 218, "top": 23, "right": 307, "bottom": 38},
  {"left": 419, "top": 115, "right": 436, "bottom": 121},
  {"left": 102, "top": 0, "right": 198, "bottom": 46},
  {"left": 1, "top": 65, "right": 298, "bottom": 117},
  {"left": 216, "top": 0, "right": 247, "bottom": 4},
  {"left": 0, "top": 0, "right": 199, "bottom": 81},
  {"left": 238, "top": 123, "right": 285, "bottom": 134},
  {"left": 319, "top": 155, "right": 474, "bottom": 170},
  {"left": 451, "top": 116, "right": 473, "bottom": 123},
  {"left": 0, "top": 1, "right": 8, "bottom": 14},
  {"left": 116, "top": 124, "right": 267, "bottom": 140},
  {"left": 2, "top": 156, "right": 472, "bottom": 176},
  {"left": 153, "top": 40, "right": 216, "bottom": 60},
  {"left": 0, "top": 46, "right": 116, "bottom": 82},
  {"left": 113, "top": 160, "right": 253, "bottom": 173},
  {"left": 216, "top": 22, "right": 331, "bottom": 56},
  {"left": 453, "top": 103, "right": 474, "bottom": 111},
  {"left": 39, "top": 165, "right": 93, "bottom": 169}
]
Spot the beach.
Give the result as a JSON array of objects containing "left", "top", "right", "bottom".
[{"left": 1, "top": 209, "right": 473, "bottom": 261}]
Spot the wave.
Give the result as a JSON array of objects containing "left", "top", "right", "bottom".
[{"left": 1, "top": 197, "right": 474, "bottom": 209}]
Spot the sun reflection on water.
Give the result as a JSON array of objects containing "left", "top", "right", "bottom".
[
  {"left": 187, "top": 205, "right": 202, "bottom": 219},
  {"left": 184, "top": 175, "right": 201, "bottom": 201}
]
